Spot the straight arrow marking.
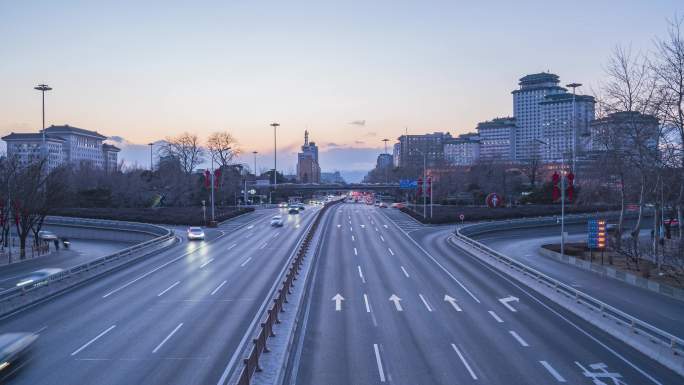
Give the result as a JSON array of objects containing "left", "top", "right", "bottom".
[{"left": 332, "top": 293, "right": 344, "bottom": 311}]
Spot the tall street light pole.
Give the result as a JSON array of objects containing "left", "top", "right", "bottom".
[
  {"left": 270, "top": 122, "right": 280, "bottom": 203},
  {"left": 537, "top": 138, "right": 565, "bottom": 257},
  {"left": 566, "top": 82, "right": 582, "bottom": 174},
  {"left": 34, "top": 84, "right": 52, "bottom": 157},
  {"left": 252, "top": 151, "right": 258, "bottom": 176},
  {"left": 148, "top": 143, "right": 154, "bottom": 171}
]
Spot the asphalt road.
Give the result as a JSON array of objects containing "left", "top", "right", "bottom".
[
  {"left": 467, "top": 221, "right": 684, "bottom": 339},
  {"left": 287, "top": 203, "right": 681, "bottom": 385},
  {"left": 0, "top": 206, "right": 319, "bottom": 384}
]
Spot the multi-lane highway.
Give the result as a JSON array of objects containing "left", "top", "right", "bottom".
[
  {"left": 286, "top": 203, "right": 681, "bottom": 384},
  {"left": 0, "top": 207, "right": 319, "bottom": 384}
]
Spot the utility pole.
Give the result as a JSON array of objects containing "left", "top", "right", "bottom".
[
  {"left": 252, "top": 151, "right": 258, "bottom": 177},
  {"left": 34, "top": 84, "right": 52, "bottom": 158},
  {"left": 566, "top": 82, "right": 582, "bottom": 173},
  {"left": 270, "top": 122, "right": 280, "bottom": 203}
]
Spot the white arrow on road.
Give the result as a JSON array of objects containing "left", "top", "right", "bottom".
[
  {"left": 444, "top": 295, "right": 462, "bottom": 312},
  {"left": 332, "top": 293, "right": 345, "bottom": 311},
  {"left": 498, "top": 296, "right": 519, "bottom": 312},
  {"left": 389, "top": 294, "right": 403, "bottom": 311}
]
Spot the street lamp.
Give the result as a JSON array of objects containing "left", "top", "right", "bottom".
[
  {"left": 566, "top": 82, "right": 582, "bottom": 174},
  {"left": 270, "top": 122, "right": 280, "bottom": 203},
  {"left": 536, "top": 138, "right": 566, "bottom": 258},
  {"left": 382, "top": 138, "right": 390, "bottom": 184},
  {"left": 414, "top": 148, "right": 428, "bottom": 218},
  {"left": 252, "top": 151, "right": 258, "bottom": 176},
  {"left": 148, "top": 142, "right": 154, "bottom": 171},
  {"left": 34, "top": 84, "right": 52, "bottom": 157}
]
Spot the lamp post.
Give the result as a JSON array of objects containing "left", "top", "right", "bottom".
[
  {"left": 382, "top": 138, "right": 390, "bottom": 184},
  {"left": 34, "top": 84, "right": 52, "bottom": 157},
  {"left": 270, "top": 123, "right": 280, "bottom": 203},
  {"left": 566, "top": 82, "right": 582, "bottom": 173},
  {"left": 252, "top": 151, "right": 258, "bottom": 177},
  {"left": 536, "top": 138, "right": 566, "bottom": 257},
  {"left": 148, "top": 142, "right": 154, "bottom": 171}
]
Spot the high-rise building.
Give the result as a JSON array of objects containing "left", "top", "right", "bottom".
[
  {"left": 397, "top": 132, "right": 452, "bottom": 170},
  {"left": 589, "top": 111, "right": 659, "bottom": 155},
  {"left": 376, "top": 153, "right": 393, "bottom": 169},
  {"left": 540, "top": 92, "right": 595, "bottom": 163},
  {"left": 477, "top": 117, "right": 515, "bottom": 161},
  {"left": 2, "top": 124, "right": 120, "bottom": 172},
  {"left": 444, "top": 133, "right": 480, "bottom": 166},
  {"left": 296, "top": 130, "right": 321, "bottom": 183},
  {"left": 392, "top": 143, "right": 401, "bottom": 167},
  {"left": 512, "top": 73, "right": 566, "bottom": 161}
]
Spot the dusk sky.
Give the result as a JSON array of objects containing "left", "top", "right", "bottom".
[{"left": 1, "top": 0, "right": 681, "bottom": 181}]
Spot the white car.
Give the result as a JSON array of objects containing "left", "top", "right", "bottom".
[
  {"left": 187, "top": 227, "right": 205, "bottom": 240},
  {"left": 16, "top": 268, "right": 64, "bottom": 287},
  {"left": 270, "top": 215, "right": 284, "bottom": 227},
  {"left": 37, "top": 230, "right": 58, "bottom": 241}
]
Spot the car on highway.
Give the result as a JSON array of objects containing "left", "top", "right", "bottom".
[
  {"left": 665, "top": 218, "right": 679, "bottom": 228},
  {"left": 37, "top": 230, "right": 58, "bottom": 241},
  {"left": 288, "top": 207, "right": 300, "bottom": 214},
  {"left": 278, "top": 202, "right": 288, "bottom": 208},
  {"left": 390, "top": 202, "right": 405, "bottom": 209},
  {"left": 378, "top": 202, "right": 388, "bottom": 208},
  {"left": 297, "top": 204, "right": 306, "bottom": 211},
  {"left": 0, "top": 332, "right": 38, "bottom": 374},
  {"left": 16, "top": 268, "right": 64, "bottom": 287},
  {"left": 187, "top": 227, "right": 205, "bottom": 240},
  {"left": 270, "top": 215, "right": 284, "bottom": 227}
]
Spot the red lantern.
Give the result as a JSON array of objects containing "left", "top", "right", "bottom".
[
  {"left": 551, "top": 172, "right": 560, "bottom": 201},
  {"left": 214, "top": 169, "right": 221, "bottom": 188},
  {"left": 204, "top": 170, "right": 211, "bottom": 188}
]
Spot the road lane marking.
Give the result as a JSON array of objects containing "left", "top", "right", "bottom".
[
  {"left": 540, "top": 361, "right": 566, "bottom": 382},
  {"left": 380, "top": 235, "right": 385, "bottom": 242},
  {"left": 444, "top": 295, "right": 462, "bottom": 311},
  {"left": 354, "top": 247, "right": 358, "bottom": 256},
  {"left": 509, "top": 330, "right": 529, "bottom": 347},
  {"left": 375, "top": 227, "right": 379, "bottom": 232},
  {"left": 259, "top": 241, "right": 268, "bottom": 249},
  {"left": 351, "top": 235, "right": 355, "bottom": 242},
  {"left": 247, "top": 225, "right": 254, "bottom": 229},
  {"left": 153, "top": 323, "right": 183, "bottom": 353},
  {"left": 211, "top": 280, "right": 228, "bottom": 295},
  {"left": 273, "top": 232, "right": 280, "bottom": 238},
  {"left": 228, "top": 243, "right": 237, "bottom": 250},
  {"left": 488, "top": 310, "right": 504, "bottom": 323},
  {"left": 158, "top": 281, "right": 181, "bottom": 297},
  {"left": 400, "top": 266, "right": 410, "bottom": 278},
  {"left": 240, "top": 257, "right": 252, "bottom": 267},
  {"left": 451, "top": 343, "right": 478, "bottom": 380},
  {"left": 332, "top": 294, "right": 344, "bottom": 311},
  {"left": 358, "top": 265, "right": 365, "bottom": 283},
  {"left": 419, "top": 294, "right": 433, "bottom": 312},
  {"left": 383, "top": 225, "right": 388, "bottom": 228},
  {"left": 34, "top": 326, "right": 48, "bottom": 334},
  {"left": 388, "top": 248, "right": 394, "bottom": 256},
  {"left": 498, "top": 296, "right": 519, "bottom": 312},
  {"left": 373, "top": 344, "right": 386, "bottom": 382},
  {"left": 245, "top": 232, "right": 252, "bottom": 238},
  {"left": 200, "top": 258, "right": 215, "bottom": 268},
  {"left": 386, "top": 219, "right": 481, "bottom": 303},
  {"left": 71, "top": 325, "right": 116, "bottom": 356},
  {"left": 350, "top": 227, "right": 353, "bottom": 232},
  {"left": 364, "top": 293, "right": 371, "bottom": 313}
]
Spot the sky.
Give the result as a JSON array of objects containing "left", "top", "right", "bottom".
[{"left": 1, "top": 0, "right": 682, "bottom": 181}]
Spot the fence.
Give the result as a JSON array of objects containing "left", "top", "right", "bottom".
[
  {"left": 454, "top": 217, "right": 684, "bottom": 355},
  {"left": 235, "top": 199, "right": 342, "bottom": 385}
]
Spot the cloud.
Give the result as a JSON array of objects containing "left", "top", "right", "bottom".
[
  {"left": 326, "top": 142, "right": 341, "bottom": 148},
  {"left": 364, "top": 132, "right": 377, "bottom": 137},
  {"left": 349, "top": 120, "right": 366, "bottom": 126},
  {"left": 354, "top": 140, "right": 365, "bottom": 145}
]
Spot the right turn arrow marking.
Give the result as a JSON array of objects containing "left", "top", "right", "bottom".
[{"left": 444, "top": 295, "right": 462, "bottom": 312}]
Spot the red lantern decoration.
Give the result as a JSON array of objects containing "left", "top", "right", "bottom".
[
  {"left": 214, "top": 169, "right": 221, "bottom": 188},
  {"left": 204, "top": 170, "right": 211, "bottom": 188},
  {"left": 551, "top": 172, "right": 560, "bottom": 201}
]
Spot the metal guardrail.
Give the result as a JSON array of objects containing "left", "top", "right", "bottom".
[
  {"left": 235, "top": 199, "right": 342, "bottom": 385},
  {"left": 0, "top": 219, "right": 174, "bottom": 304},
  {"left": 45, "top": 216, "right": 171, "bottom": 236},
  {"left": 454, "top": 220, "right": 684, "bottom": 355}
]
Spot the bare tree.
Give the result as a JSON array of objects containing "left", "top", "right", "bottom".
[
  {"left": 159, "top": 133, "right": 205, "bottom": 175},
  {"left": 207, "top": 131, "right": 240, "bottom": 168},
  {"left": 652, "top": 15, "right": 684, "bottom": 239}
]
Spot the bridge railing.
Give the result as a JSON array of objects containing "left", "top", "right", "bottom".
[{"left": 453, "top": 218, "right": 684, "bottom": 355}]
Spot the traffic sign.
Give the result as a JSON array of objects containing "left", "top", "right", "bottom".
[
  {"left": 587, "top": 219, "right": 606, "bottom": 249},
  {"left": 399, "top": 179, "right": 417, "bottom": 189},
  {"left": 486, "top": 193, "right": 502, "bottom": 208}
]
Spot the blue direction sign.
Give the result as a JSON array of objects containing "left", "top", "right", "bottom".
[
  {"left": 587, "top": 219, "right": 606, "bottom": 249},
  {"left": 399, "top": 179, "right": 418, "bottom": 189}
]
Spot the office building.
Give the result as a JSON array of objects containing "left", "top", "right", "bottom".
[
  {"left": 477, "top": 117, "right": 515, "bottom": 161},
  {"left": 540, "top": 92, "right": 595, "bottom": 162},
  {"left": 444, "top": 133, "right": 480, "bottom": 166},
  {"left": 397, "top": 132, "right": 452, "bottom": 169},
  {"left": 296, "top": 130, "right": 321, "bottom": 183}
]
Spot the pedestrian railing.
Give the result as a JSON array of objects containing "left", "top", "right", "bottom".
[
  {"left": 235, "top": 199, "right": 342, "bottom": 385},
  {"left": 453, "top": 221, "right": 684, "bottom": 355}
]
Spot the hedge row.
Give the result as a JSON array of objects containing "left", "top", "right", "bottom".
[{"left": 51, "top": 206, "right": 254, "bottom": 226}]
